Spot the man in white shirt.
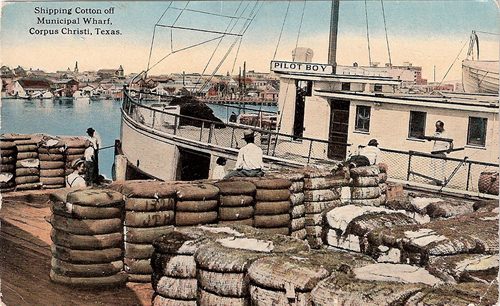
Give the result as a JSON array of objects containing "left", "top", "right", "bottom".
[
  {"left": 66, "top": 158, "right": 87, "bottom": 188},
  {"left": 83, "top": 140, "right": 96, "bottom": 186},
  {"left": 360, "top": 139, "right": 380, "bottom": 165},
  {"left": 86, "top": 127, "right": 101, "bottom": 182},
  {"left": 224, "top": 130, "right": 264, "bottom": 178},
  {"left": 430, "top": 120, "right": 452, "bottom": 185}
]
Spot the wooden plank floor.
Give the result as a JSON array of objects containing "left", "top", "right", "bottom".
[{"left": 0, "top": 191, "right": 152, "bottom": 305}]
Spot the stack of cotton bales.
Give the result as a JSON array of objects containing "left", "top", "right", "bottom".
[
  {"left": 350, "top": 166, "right": 382, "bottom": 206},
  {"left": 175, "top": 183, "right": 219, "bottom": 226},
  {"left": 39, "top": 137, "right": 66, "bottom": 189},
  {"left": 109, "top": 180, "right": 177, "bottom": 283},
  {"left": 302, "top": 168, "right": 344, "bottom": 248},
  {"left": 215, "top": 180, "right": 256, "bottom": 226},
  {"left": 251, "top": 178, "right": 292, "bottom": 235},
  {"left": 267, "top": 170, "right": 306, "bottom": 240},
  {"left": 0, "top": 137, "right": 17, "bottom": 192},
  {"left": 13, "top": 135, "right": 41, "bottom": 190},
  {"left": 49, "top": 189, "right": 127, "bottom": 287}
]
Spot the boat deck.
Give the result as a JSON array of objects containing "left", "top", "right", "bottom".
[{"left": 0, "top": 190, "right": 152, "bottom": 306}]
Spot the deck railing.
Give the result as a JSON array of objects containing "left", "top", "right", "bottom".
[
  {"left": 123, "top": 89, "right": 498, "bottom": 196},
  {"left": 376, "top": 147, "right": 498, "bottom": 195},
  {"left": 122, "top": 89, "right": 350, "bottom": 165}
]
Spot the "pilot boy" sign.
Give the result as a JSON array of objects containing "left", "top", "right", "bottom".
[{"left": 270, "top": 60, "right": 334, "bottom": 75}]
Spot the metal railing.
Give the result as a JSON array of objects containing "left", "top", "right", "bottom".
[
  {"left": 122, "top": 89, "right": 350, "bottom": 165},
  {"left": 377, "top": 147, "right": 498, "bottom": 195}
]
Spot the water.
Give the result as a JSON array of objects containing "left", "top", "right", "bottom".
[
  {"left": 1, "top": 98, "right": 121, "bottom": 178},
  {"left": 1, "top": 98, "right": 278, "bottom": 178}
]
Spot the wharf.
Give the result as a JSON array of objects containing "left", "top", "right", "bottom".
[{"left": 0, "top": 190, "right": 152, "bottom": 306}]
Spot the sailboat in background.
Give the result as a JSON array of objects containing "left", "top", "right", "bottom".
[{"left": 462, "top": 31, "right": 499, "bottom": 94}]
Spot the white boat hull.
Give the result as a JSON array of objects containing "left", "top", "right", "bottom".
[{"left": 462, "top": 59, "right": 499, "bottom": 94}]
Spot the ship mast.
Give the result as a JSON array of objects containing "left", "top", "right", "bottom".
[{"left": 328, "top": 0, "right": 340, "bottom": 73}]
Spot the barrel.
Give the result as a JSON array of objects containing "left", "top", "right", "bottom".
[{"left": 478, "top": 172, "right": 499, "bottom": 195}]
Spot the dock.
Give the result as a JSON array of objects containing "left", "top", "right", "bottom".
[{"left": 0, "top": 190, "right": 152, "bottom": 306}]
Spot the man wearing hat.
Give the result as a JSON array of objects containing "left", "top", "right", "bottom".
[
  {"left": 66, "top": 158, "right": 87, "bottom": 188},
  {"left": 86, "top": 127, "right": 101, "bottom": 183},
  {"left": 224, "top": 129, "right": 264, "bottom": 178},
  {"left": 359, "top": 139, "right": 380, "bottom": 165}
]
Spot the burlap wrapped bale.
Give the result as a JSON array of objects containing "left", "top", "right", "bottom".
[
  {"left": 248, "top": 249, "right": 374, "bottom": 305},
  {"left": 326, "top": 204, "right": 412, "bottom": 254},
  {"left": 214, "top": 180, "right": 256, "bottom": 195},
  {"left": 426, "top": 254, "right": 499, "bottom": 283},
  {"left": 195, "top": 233, "right": 309, "bottom": 303},
  {"left": 311, "top": 263, "right": 438, "bottom": 305},
  {"left": 349, "top": 165, "right": 380, "bottom": 178},
  {"left": 176, "top": 183, "right": 219, "bottom": 201},
  {"left": 405, "top": 282, "right": 498, "bottom": 306},
  {"left": 367, "top": 211, "right": 499, "bottom": 266},
  {"left": 108, "top": 180, "right": 177, "bottom": 198},
  {"left": 49, "top": 270, "right": 127, "bottom": 287},
  {"left": 473, "top": 199, "right": 498, "bottom": 213},
  {"left": 151, "top": 225, "right": 260, "bottom": 305}
]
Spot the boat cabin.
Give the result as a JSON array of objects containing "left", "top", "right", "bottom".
[{"left": 273, "top": 60, "right": 499, "bottom": 165}]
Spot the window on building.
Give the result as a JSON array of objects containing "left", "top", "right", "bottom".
[
  {"left": 374, "top": 84, "right": 383, "bottom": 92},
  {"left": 467, "top": 117, "right": 487, "bottom": 146},
  {"left": 341, "top": 82, "right": 351, "bottom": 91},
  {"left": 408, "top": 111, "right": 426, "bottom": 139},
  {"left": 355, "top": 105, "right": 371, "bottom": 132}
]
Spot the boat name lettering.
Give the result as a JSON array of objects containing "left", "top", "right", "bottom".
[{"left": 270, "top": 60, "right": 333, "bottom": 75}]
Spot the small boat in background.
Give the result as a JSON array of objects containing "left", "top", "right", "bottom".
[{"left": 462, "top": 31, "right": 499, "bottom": 94}]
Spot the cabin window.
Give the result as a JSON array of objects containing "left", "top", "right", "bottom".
[
  {"left": 467, "top": 117, "right": 487, "bottom": 147},
  {"left": 374, "top": 84, "right": 383, "bottom": 92},
  {"left": 341, "top": 82, "right": 351, "bottom": 91},
  {"left": 355, "top": 105, "right": 371, "bottom": 132},
  {"left": 408, "top": 111, "right": 426, "bottom": 139}
]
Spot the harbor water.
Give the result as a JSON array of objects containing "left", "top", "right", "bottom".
[{"left": 0, "top": 98, "right": 277, "bottom": 178}]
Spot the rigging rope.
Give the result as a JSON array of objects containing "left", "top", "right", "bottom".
[
  {"left": 197, "top": 1, "right": 264, "bottom": 94},
  {"left": 364, "top": 0, "right": 372, "bottom": 66},
  {"left": 194, "top": 1, "right": 247, "bottom": 92},
  {"left": 438, "top": 38, "right": 468, "bottom": 87},
  {"left": 170, "top": 1, "right": 191, "bottom": 52},
  {"left": 146, "top": 1, "right": 173, "bottom": 74},
  {"left": 292, "top": 0, "right": 307, "bottom": 61},
  {"left": 380, "top": 0, "right": 392, "bottom": 66},
  {"left": 273, "top": 0, "right": 291, "bottom": 60}
]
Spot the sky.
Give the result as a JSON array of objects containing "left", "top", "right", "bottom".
[{"left": 0, "top": 0, "right": 498, "bottom": 81}]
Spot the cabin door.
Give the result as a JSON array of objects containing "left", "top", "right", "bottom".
[{"left": 327, "top": 99, "right": 350, "bottom": 160}]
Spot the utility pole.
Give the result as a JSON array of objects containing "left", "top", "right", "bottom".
[{"left": 328, "top": 0, "right": 340, "bottom": 73}]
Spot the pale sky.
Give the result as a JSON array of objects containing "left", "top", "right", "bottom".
[{"left": 1, "top": 1, "right": 498, "bottom": 81}]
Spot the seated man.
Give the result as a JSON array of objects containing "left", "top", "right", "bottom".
[
  {"left": 66, "top": 158, "right": 87, "bottom": 188},
  {"left": 359, "top": 139, "right": 380, "bottom": 165},
  {"left": 224, "top": 130, "right": 264, "bottom": 178}
]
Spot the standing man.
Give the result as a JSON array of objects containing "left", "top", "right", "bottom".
[
  {"left": 83, "top": 140, "right": 96, "bottom": 186},
  {"left": 86, "top": 127, "right": 101, "bottom": 182},
  {"left": 224, "top": 130, "right": 264, "bottom": 178},
  {"left": 430, "top": 120, "right": 452, "bottom": 185}
]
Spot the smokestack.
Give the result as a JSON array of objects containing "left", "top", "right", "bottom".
[{"left": 328, "top": 0, "right": 340, "bottom": 73}]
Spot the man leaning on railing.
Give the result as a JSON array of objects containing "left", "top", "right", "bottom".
[{"left": 224, "top": 129, "right": 264, "bottom": 178}]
